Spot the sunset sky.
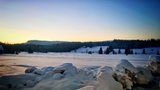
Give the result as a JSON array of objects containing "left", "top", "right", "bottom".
[{"left": 0, "top": 0, "right": 160, "bottom": 43}]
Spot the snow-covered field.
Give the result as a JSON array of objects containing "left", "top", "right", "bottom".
[
  {"left": 73, "top": 46, "right": 160, "bottom": 54},
  {"left": 0, "top": 52, "right": 149, "bottom": 75},
  {"left": 0, "top": 53, "right": 160, "bottom": 90}
]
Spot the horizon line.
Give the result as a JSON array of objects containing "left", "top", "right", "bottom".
[{"left": 0, "top": 38, "right": 160, "bottom": 44}]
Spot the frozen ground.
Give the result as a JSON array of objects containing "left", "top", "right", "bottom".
[
  {"left": 0, "top": 55, "right": 159, "bottom": 90},
  {"left": 0, "top": 52, "right": 149, "bottom": 76}
]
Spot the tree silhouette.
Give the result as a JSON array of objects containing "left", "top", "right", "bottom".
[
  {"left": 118, "top": 49, "right": 121, "bottom": 54},
  {"left": 130, "top": 49, "right": 133, "bottom": 54},
  {"left": 0, "top": 39, "right": 160, "bottom": 54},
  {"left": 98, "top": 47, "right": 103, "bottom": 54},
  {"left": 142, "top": 49, "right": 146, "bottom": 54},
  {"left": 108, "top": 46, "right": 113, "bottom": 53},
  {"left": 113, "top": 50, "right": 117, "bottom": 54},
  {"left": 0, "top": 45, "right": 3, "bottom": 54},
  {"left": 104, "top": 47, "right": 110, "bottom": 54},
  {"left": 157, "top": 51, "right": 160, "bottom": 55},
  {"left": 125, "top": 47, "right": 130, "bottom": 55}
]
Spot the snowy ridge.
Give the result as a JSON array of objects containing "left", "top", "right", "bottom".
[
  {"left": 72, "top": 46, "right": 108, "bottom": 53},
  {"left": 72, "top": 46, "right": 160, "bottom": 54}
]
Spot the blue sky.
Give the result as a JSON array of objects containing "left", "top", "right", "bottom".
[{"left": 0, "top": 0, "right": 160, "bottom": 43}]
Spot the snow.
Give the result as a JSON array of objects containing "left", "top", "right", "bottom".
[
  {"left": 0, "top": 53, "right": 149, "bottom": 71},
  {"left": 96, "top": 68, "right": 123, "bottom": 90},
  {"left": 33, "top": 69, "right": 44, "bottom": 75},
  {"left": 0, "top": 73, "right": 40, "bottom": 89},
  {"left": 41, "top": 66, "right": 54, "bottom": 73},
  {"left": 52, "top": 73, "right": 63, "bottom": 80},
  {"left": 0, "top": 56, "right": 160, "bottom": 90},
  {"left": 22, "top": 64, "right": 123, "bottom": 90},
  {"left": 25, "top": 67, "right": 37, "bottom": 73},
  {"left": 149, "top": 55, "right": 160, "bottom": 62},
  {"left": 72, "top": 46, "right": 108, "bottom": 53},
  {"left": 73, "top": 46, "right": 160, "bottom": 54},
  {"left": 136, "top": 67, "right": 153, "bottom": 85},
  {"left": 147, "top": 55, "right": 160, "bottom": 74},
  {"left": 0, "top": 53, "right": 150, "bottom": 76},
  {"left": 115, "top": 59, "right": 137, "bottom": 73},
  {"left": 114, "top": 59, "right": 137, "bottom": 90},
  {"left": 53, "top": 63, "right": 78, "bottom": 77},
  {"left": 78, "top": 85, "right": 95, "bottom": 90},
  {"left": 22, "top": 67, "right": 96, "bottom": 90}
]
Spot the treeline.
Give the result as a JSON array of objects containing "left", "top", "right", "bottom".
[
  {"left": 0, "top": 39, "right": 160, "bottom": 54},
  {"left": 98, "top": 46, "right": 160, "bottom": 55},
  {"left": 0, "top": 42, "right": 84, "bottom": 54},
  {"left": 98, "top": 46, "right": 135, "bottom": 55},
  {"left": 111, "top": 39, "right": 160, "bottom": 48}
]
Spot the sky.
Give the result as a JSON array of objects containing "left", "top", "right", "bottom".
[{"left": 0, "top": 0, "right": 160, "bottom": 43}]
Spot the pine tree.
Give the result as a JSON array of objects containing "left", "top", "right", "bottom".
[
  {"left": 130, "top": 49, "right": 133, "bottom": 54},
  {"left": 142, "top": 49, "right": 146, "bottom": 54},
  {"left": 0, "top": 45, "right": 3, "bottom": 54},
  {"left": 104, "top": 47, "right": 110, "bottom": 54},
  {"left": 125, "top": 47, "right": 130, "bottom": 55},
  {"left": 98, "top": 47, "right": 103, "bottom": 54},
  {"left": 157, "top": 51, "right": 160, "bottom": 55},
  {"left": 135, "top": 52, "right": 137, "bottom": 54},
  {"left": 108, "top": 46, "right": 113, "bottom": 53},
  {"left": 118, "top": 49, "right": 121, "bottom": 54},
  {"left": 113, "top": 50, "right": 117, "bottom": 54}
]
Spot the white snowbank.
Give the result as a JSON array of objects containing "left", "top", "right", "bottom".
[
  {"left": 115, "top": 59, "right": 137, "bottom": 73},
  {"left": 0, "top": 55, "right": 160, "bottom": 90},
  {"left": 53, "top": 63, "right": 78, "bottom": 77},
  {"left": 96, "top": 67, "right": 123, "bottom": 90}
]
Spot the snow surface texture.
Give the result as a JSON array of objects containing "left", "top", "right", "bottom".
[
  {"left": 72, "top": 46, "right": 160, "bottom": 54},
  {"left": 0, "top": 53, "right": 149, "bottom": 74},
  {"left": 72, "top": 46, "right": 108, "bottom": 53},
  {"left": 0, "top": 55, "right": 160, "bottom": 90}
]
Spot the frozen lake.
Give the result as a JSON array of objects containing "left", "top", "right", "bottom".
[{"left": 0, "top": 52, "right": 150, "bottom": 75}]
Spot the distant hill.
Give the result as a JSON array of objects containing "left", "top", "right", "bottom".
[
  {"left": 25, "top": 40, "right": 67, "bottom": 45},
  {"left": 0, "top": 39, "right": 160, "bottom": 54}
]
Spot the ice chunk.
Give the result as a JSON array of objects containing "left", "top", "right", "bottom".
[
  {"left": 52, "top": 73, "right": 63, "bottom": 80},
  {"left": 96, "top": 71, "right": 123, "bottom": 90},
  {"left": 0, "top": 73, "right": 39, "bottom": 89},
  {"left": 25, "top": 67, "right": 37, "bottom": 73},
  {"left": 53, "top": 63, "right": 78, "bottom": 77},
  {"left": 147, "top": 55, "right": 160, "bottom": 74},
  {"left": 97, "top": 66, "right": 113, "bottom": 75},
  {"left": 136, "top": 67, "right": 153, "bottom": 85},
  {"left": 115, "top": 59, "right": 137, "bottom": 74},
  {"left": 78, "top": 85, "right": 96, "bottom": 90},
  {"left": 114, "top": 59, "right": 137, "bottom": 90},
  {"left": 33, "top": 69, "right": 44, "bottom": 75},
  {"left": 79, "top": 66, "right": 100, "bottom": 78},
  {"left": 41, "top": 66, "right": 54, "bottom": 73}
]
